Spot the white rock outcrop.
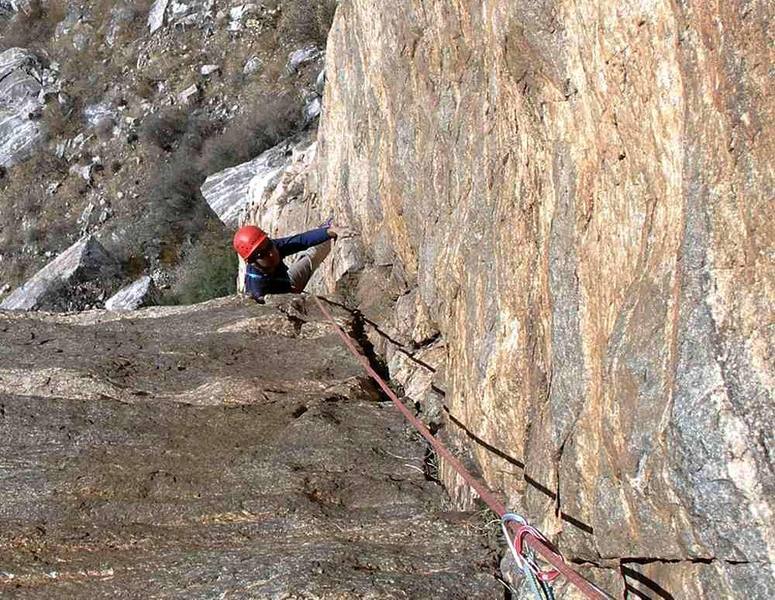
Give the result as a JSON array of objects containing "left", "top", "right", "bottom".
[
  {"left": 147, "top": 0, "right": 170, "bottom": 33},
  {"left": 0, "top": 48, "right": 47, "bottom": 168},
  {"left": 200, "top": 133, "right": 314, "bottom": 228},
  {"left": 148, "top": 0, "right": 215, "bottom": 33}
]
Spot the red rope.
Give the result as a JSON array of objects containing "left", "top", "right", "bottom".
[{"left": 313, "top": 295, "right": 612, "bottom": 600}]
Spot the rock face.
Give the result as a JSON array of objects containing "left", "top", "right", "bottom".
[
  {"left": 0, "top": 48, "right": 47, "bottom": 168},
  {"left": 0, "top": 236, "right": 118, "bottom": 311},
  {"left": 313, "top": 1, "right": 774, "bottom": 597},
  {"left": 0, "top": 297, "right": 501, "bottom": 598}
]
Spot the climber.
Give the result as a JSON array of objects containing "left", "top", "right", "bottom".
[{"left": 233, "top": 222, "right": 337, "bottom": 302}]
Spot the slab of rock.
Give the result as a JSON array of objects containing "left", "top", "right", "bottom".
[
  {"left": 0, "top": 296, "right": 501, "bottom": 598},
  {"left": 0, "top": 236, "right": 118, "bottom": 311},
  {"left": 104, "top": 275, "right": 157, "bottom": 310}
]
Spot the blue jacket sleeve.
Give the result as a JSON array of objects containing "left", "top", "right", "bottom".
[{"left": 274, "top": 227, "right": 330, "bottom": 257}]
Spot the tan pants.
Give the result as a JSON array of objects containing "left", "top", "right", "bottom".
[{"left": 287, "top": 240, "right": 331, "bottom": 292}]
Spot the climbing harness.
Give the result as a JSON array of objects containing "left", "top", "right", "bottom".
[{"left": 312, "top": 295, "right": 613, "bottom": 600}]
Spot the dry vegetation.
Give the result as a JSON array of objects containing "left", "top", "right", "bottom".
[
  {"left": 110, "top": 92, "right": 300, "bottom": 273},
  {"left": 160, "top": 221, "right": 237, "bottom": 305},
  {"left": 279, "top": 0, "right": 338, "bottom": 46},
  {"left": 0, "top": 152, "right": 73, "bottom": 283},
  {"left": 0, "top": 0, "right": 66, "bottom": 51}
]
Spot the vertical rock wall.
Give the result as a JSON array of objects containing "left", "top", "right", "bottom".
[{"left": 317, "top": 0, "right": 773, "bottom": 596}]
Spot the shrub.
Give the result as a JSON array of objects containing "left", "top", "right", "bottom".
[
  {"left": 132, "top": 112, "right": 218, "bottom": 261},
  {"left": 278, "top": 0, "right": 338, "bottom": 46},
  {"left": 140, "top": 109, "right": 190, "bottom": 152},
  {"left": 163, "top": 223, "right": 237, "bottom": 305},
  {"left": 199, "top": 94, "right": 299, "bottom": 175},
  {"left": 0, "top": 0, "right": 66, "bottom": 51},
  {"left": 140, "top": 153, "right": 208, "bottom": 260},
  {"left": 0, "top": 150, "right": 69, "bottom": 287},
  {"left": 41, "top": 100, "right": 80, "bottom": 139},
  {"left": 134, "top": 77, "right": 157, "bottom": 100}
]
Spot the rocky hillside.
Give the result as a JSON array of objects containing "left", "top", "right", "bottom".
[{"left": 0, "top": 0, "right": 330, "bottom": 305}]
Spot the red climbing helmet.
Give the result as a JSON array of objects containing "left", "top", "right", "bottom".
[{"left": 233, "top": 225, "right": 269, "bottom": 260}]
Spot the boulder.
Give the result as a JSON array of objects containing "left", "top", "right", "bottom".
[
  {"left": 285, "top": 45, "right": 322, "bottom": 75},
  {"left": 0, "top": 236, "right": 119, "bottom": 311},
  {"left": 199, "top": 64, "right": 219, "bottom": 76},
  {"left": 177, "top": 83, "right": 200, "bottom": 105},
  {"left": 242, "top": 56, "right": 262, "bottom": 76},
  {"left": 105, "top": 276, "right": 157, "bottom": 310},
  {"left": 0, "top": 49, "right": 41, "bottom": 103}
]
